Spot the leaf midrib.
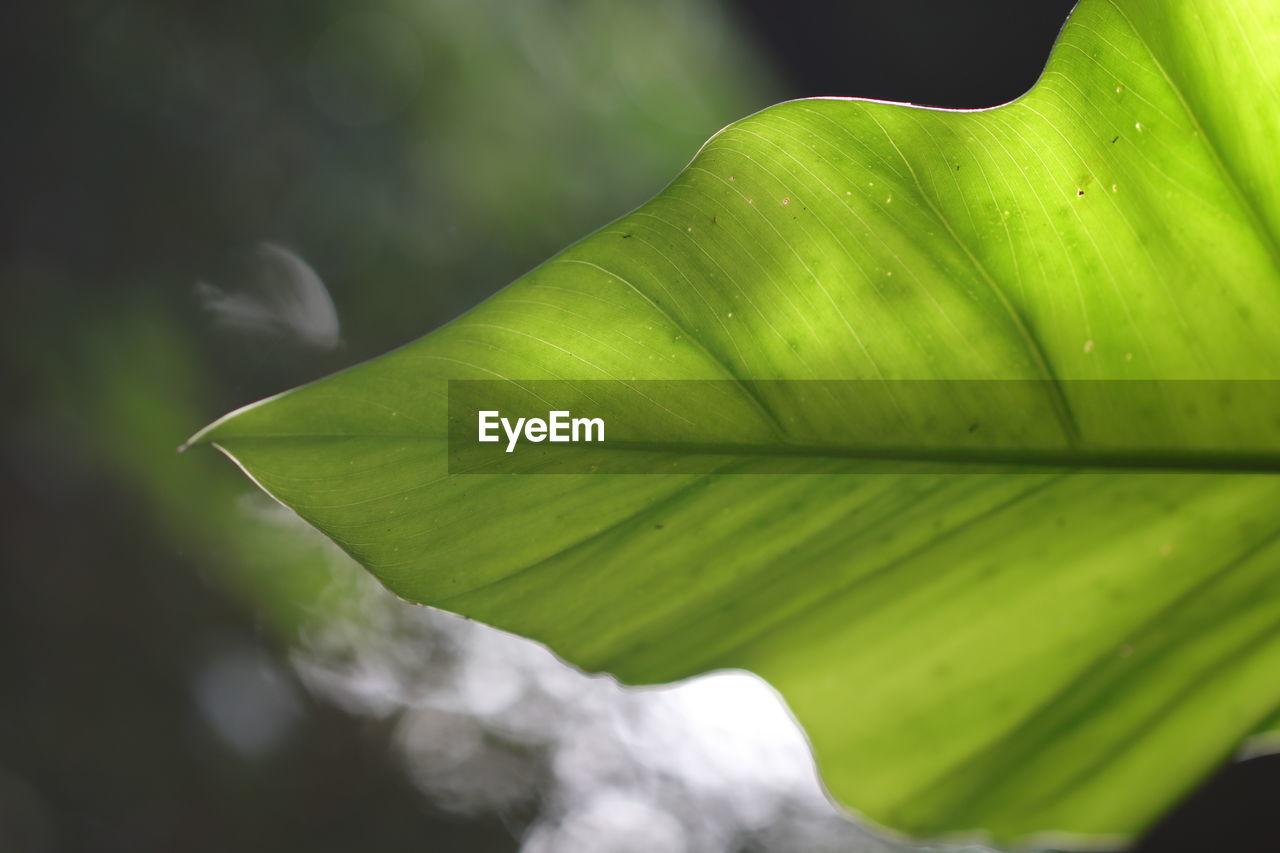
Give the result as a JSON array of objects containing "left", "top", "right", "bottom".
[{"left": 212, "top": 436, "right": 1280, "bottom": 473}]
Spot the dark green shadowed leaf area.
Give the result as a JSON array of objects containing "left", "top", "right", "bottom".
[{"left": 190, "top": 0, "right": 1280, "bottom": 845}]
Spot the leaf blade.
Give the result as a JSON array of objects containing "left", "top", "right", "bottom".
[{"left": 194, "top": 0, "right": 1280, "bottom": 843}]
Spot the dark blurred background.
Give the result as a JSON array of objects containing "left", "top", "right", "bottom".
[{"left": 2, "top": 1, "right": 1275, "bottom": 851}]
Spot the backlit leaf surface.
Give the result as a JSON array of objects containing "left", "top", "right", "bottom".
[{"left": 192, "top": 0, "right": 1280, "bottom": 844}]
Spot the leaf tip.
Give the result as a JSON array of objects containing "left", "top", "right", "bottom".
[{"left": 182, "top": 418, "right": 222, "bottom": 451}]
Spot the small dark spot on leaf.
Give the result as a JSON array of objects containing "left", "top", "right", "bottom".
[
  {"left": 955, "top": 164, "right": 961, "bottom": 171},
  {"left": 1077, "top": 189, "right": 1085, "bottom": 197},
  {"left": 621, "top": 233, "right": 632, "bottom": 239},
  {"left": 968, "top": 422, "right": 979, "bottom": 432},
  {"left": 1111, "top": 136, "right": 1119, "bottom": 143},
  {"left": 654, "top": 523, "right": 664, "bottom": 530}
]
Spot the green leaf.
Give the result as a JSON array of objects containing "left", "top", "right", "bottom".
[{"left": 191, "top": 0, "right": 1280, "bottom": 844}]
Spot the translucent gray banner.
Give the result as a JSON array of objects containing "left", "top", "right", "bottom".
[{"left": 446, "top": 380, "right": 1280, "bottom": 474}]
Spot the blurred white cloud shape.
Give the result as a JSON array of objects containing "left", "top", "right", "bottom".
[
  {"left": 637, "top": 670, "right": 823, "bottom": 801},
  {"left": 196, "top": 242, "right": 340, "bottom": 350},
  {"left": 522, "top": 788, "right": 689, "bottom": 853},
  {"left": 192, "top": 646, "right": 302, "bottom": 758}
]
